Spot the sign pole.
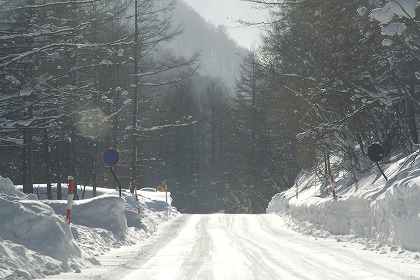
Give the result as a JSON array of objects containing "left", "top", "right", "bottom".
[
  {"left": 376, "top": 162, "right": 388, "bottom": 181},
  {"left": 368, "top": 143, "right": 388, "bottom": 181},
  {"left": 109, "top": 167, "right": 122, "bottom": 197}
]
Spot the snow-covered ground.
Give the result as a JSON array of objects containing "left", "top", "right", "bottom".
[
  {"left": 47, "top": 214, "right": 420, "bottom": 280},
  {"left": 0, "top": 178, "right": 177, "bottom": 279},
  {"left": 267, "top": 152, "right": 420, "bottom": 262},
  {"left": 2, "top": 151, "right": 420, "bottom": 279}
]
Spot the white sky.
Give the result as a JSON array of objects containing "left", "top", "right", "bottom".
[{"left": 181, "top": 0, "right": 268, "bottom": 49}]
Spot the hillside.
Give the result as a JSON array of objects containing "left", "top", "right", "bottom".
[{"left": 161, "top": 0, "right": 247, "bottom": 90}]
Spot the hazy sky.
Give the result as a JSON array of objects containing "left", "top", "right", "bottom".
[{"left": 181, "top": 0, "right": 268, "bottom": 49}]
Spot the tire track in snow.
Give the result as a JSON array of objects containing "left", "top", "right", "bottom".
[
  {"left": 56, "top": 214, "right": 420, "bottom": 280},
  {"left": 222, "top": 214, "right": 312, "bottom": 280},
  {"left": 249, "top": 214, "right": 420, "bottom": 280},
  {"left": 176, "top": 215, "right": 214, "bottom": 280}
]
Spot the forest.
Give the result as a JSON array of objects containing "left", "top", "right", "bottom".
[{"left": 0, "top": 0, "right": 419, "bottom": 213}]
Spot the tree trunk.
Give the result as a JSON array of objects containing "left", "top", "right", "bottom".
[
  {"left": 44, "top": 128, "right": 52, "bottom": 199},
  {"left": 406, "top": 73, "right": 418, "bottom": 144},
  {"left": 22, "top": 128, "right": 28, "bottom": 194}
]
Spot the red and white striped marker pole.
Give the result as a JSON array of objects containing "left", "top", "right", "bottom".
[
  {"left": 66, "top": 176, "right": 74, "bottom": 224},
  {"left": 165, "top": 181, "right": 168, "bottom": 204},
  {"left": 330, "top": 175, "right": 337, "bottom": 199},
  {"left": 131, "top": 180, "right": 140, "bottom": 214},
  {"left": 295, "top": 181, "right": 299, "bottom": 199},
  {"left": 135, "top": 188, "right": 140, "bottom": 215}
]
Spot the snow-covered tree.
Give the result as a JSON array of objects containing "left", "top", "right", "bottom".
[{"left": 245, "top": 0, "right": 415, "bottom": 185}]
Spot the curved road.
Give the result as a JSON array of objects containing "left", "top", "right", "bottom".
[{"left": 53, "top": 214, "right": 420, "bottom": 280}]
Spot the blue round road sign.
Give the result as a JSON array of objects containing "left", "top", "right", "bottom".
[
  {"left": 149, "top": 172, "right": 157, "bottom": 180},
  {"left": 102, "top": 148, "right": 120, "bottom": 167}
]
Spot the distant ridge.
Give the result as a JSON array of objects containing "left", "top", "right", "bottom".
[{"left": 161, "top": 0, "right": 247, "bottom": 90}]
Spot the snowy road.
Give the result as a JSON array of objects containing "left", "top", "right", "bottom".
[{"left": 50, "top": 214, "right": 420, "bottom": 280}]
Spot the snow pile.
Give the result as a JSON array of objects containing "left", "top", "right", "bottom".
[
  {"left": 0, "top": 178, "right": 177, "bottom": 279},
  {"left": 267, "top": 152, "right": 420, "bottom": 253},
  {"left": 44, "top": 196, "right": 128, "bottom": 240}
]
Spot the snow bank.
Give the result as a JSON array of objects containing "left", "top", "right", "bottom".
[
  {"left": 0, "top": 177, "right": 177, "bottom": 279},
  {"left": 267, "top": 152, "right": 420, "bottom": 252},
  {"left": 44, "top": 195, "right": 128, "bottom": 240},
  {"left": 0, "top": 177, "right": 81, "bottom": 263},
  {"left": 370, "top": 165, "right": 420, "bottom": 251},
  {"left": 0, "top": 176, "right": 26, "bottom": 198},
  {"left": 0, "top": 239, "right": 63, "bottom": 279}
]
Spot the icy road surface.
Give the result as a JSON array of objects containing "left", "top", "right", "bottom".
[{"left": 50, "top": 214, "right": 420, "bottom": 280}]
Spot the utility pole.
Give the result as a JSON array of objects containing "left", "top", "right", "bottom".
[{"left": 131, "top": 0, "right": 139, "bottom": 192}]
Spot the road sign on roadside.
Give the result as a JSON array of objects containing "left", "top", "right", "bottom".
[
  {"left": 102, "top": 148, "right": 120, "bottom": 167},
  {"left": 149, "top": 172, "right": 157, "bottom": 180},
  {"left": 102, "top": 148, "right": 122, "bottom": 197},
  {"left": 368, "top": 142, "right": 384, "bottom": 162},
  {"left": 367, "top": 143, "right": 388, "bottom": 181}
]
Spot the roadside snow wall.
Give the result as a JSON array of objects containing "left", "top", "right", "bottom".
[
  {"left": 267, "top": 153, "right": 420, "bottom": 252},
  {"left": 0, "top": 177, "right": 81, "bottom": 262}
]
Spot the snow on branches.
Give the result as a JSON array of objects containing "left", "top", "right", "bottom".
[{"left": 369, "top": 0, "right": 417, "bottom": 45}]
